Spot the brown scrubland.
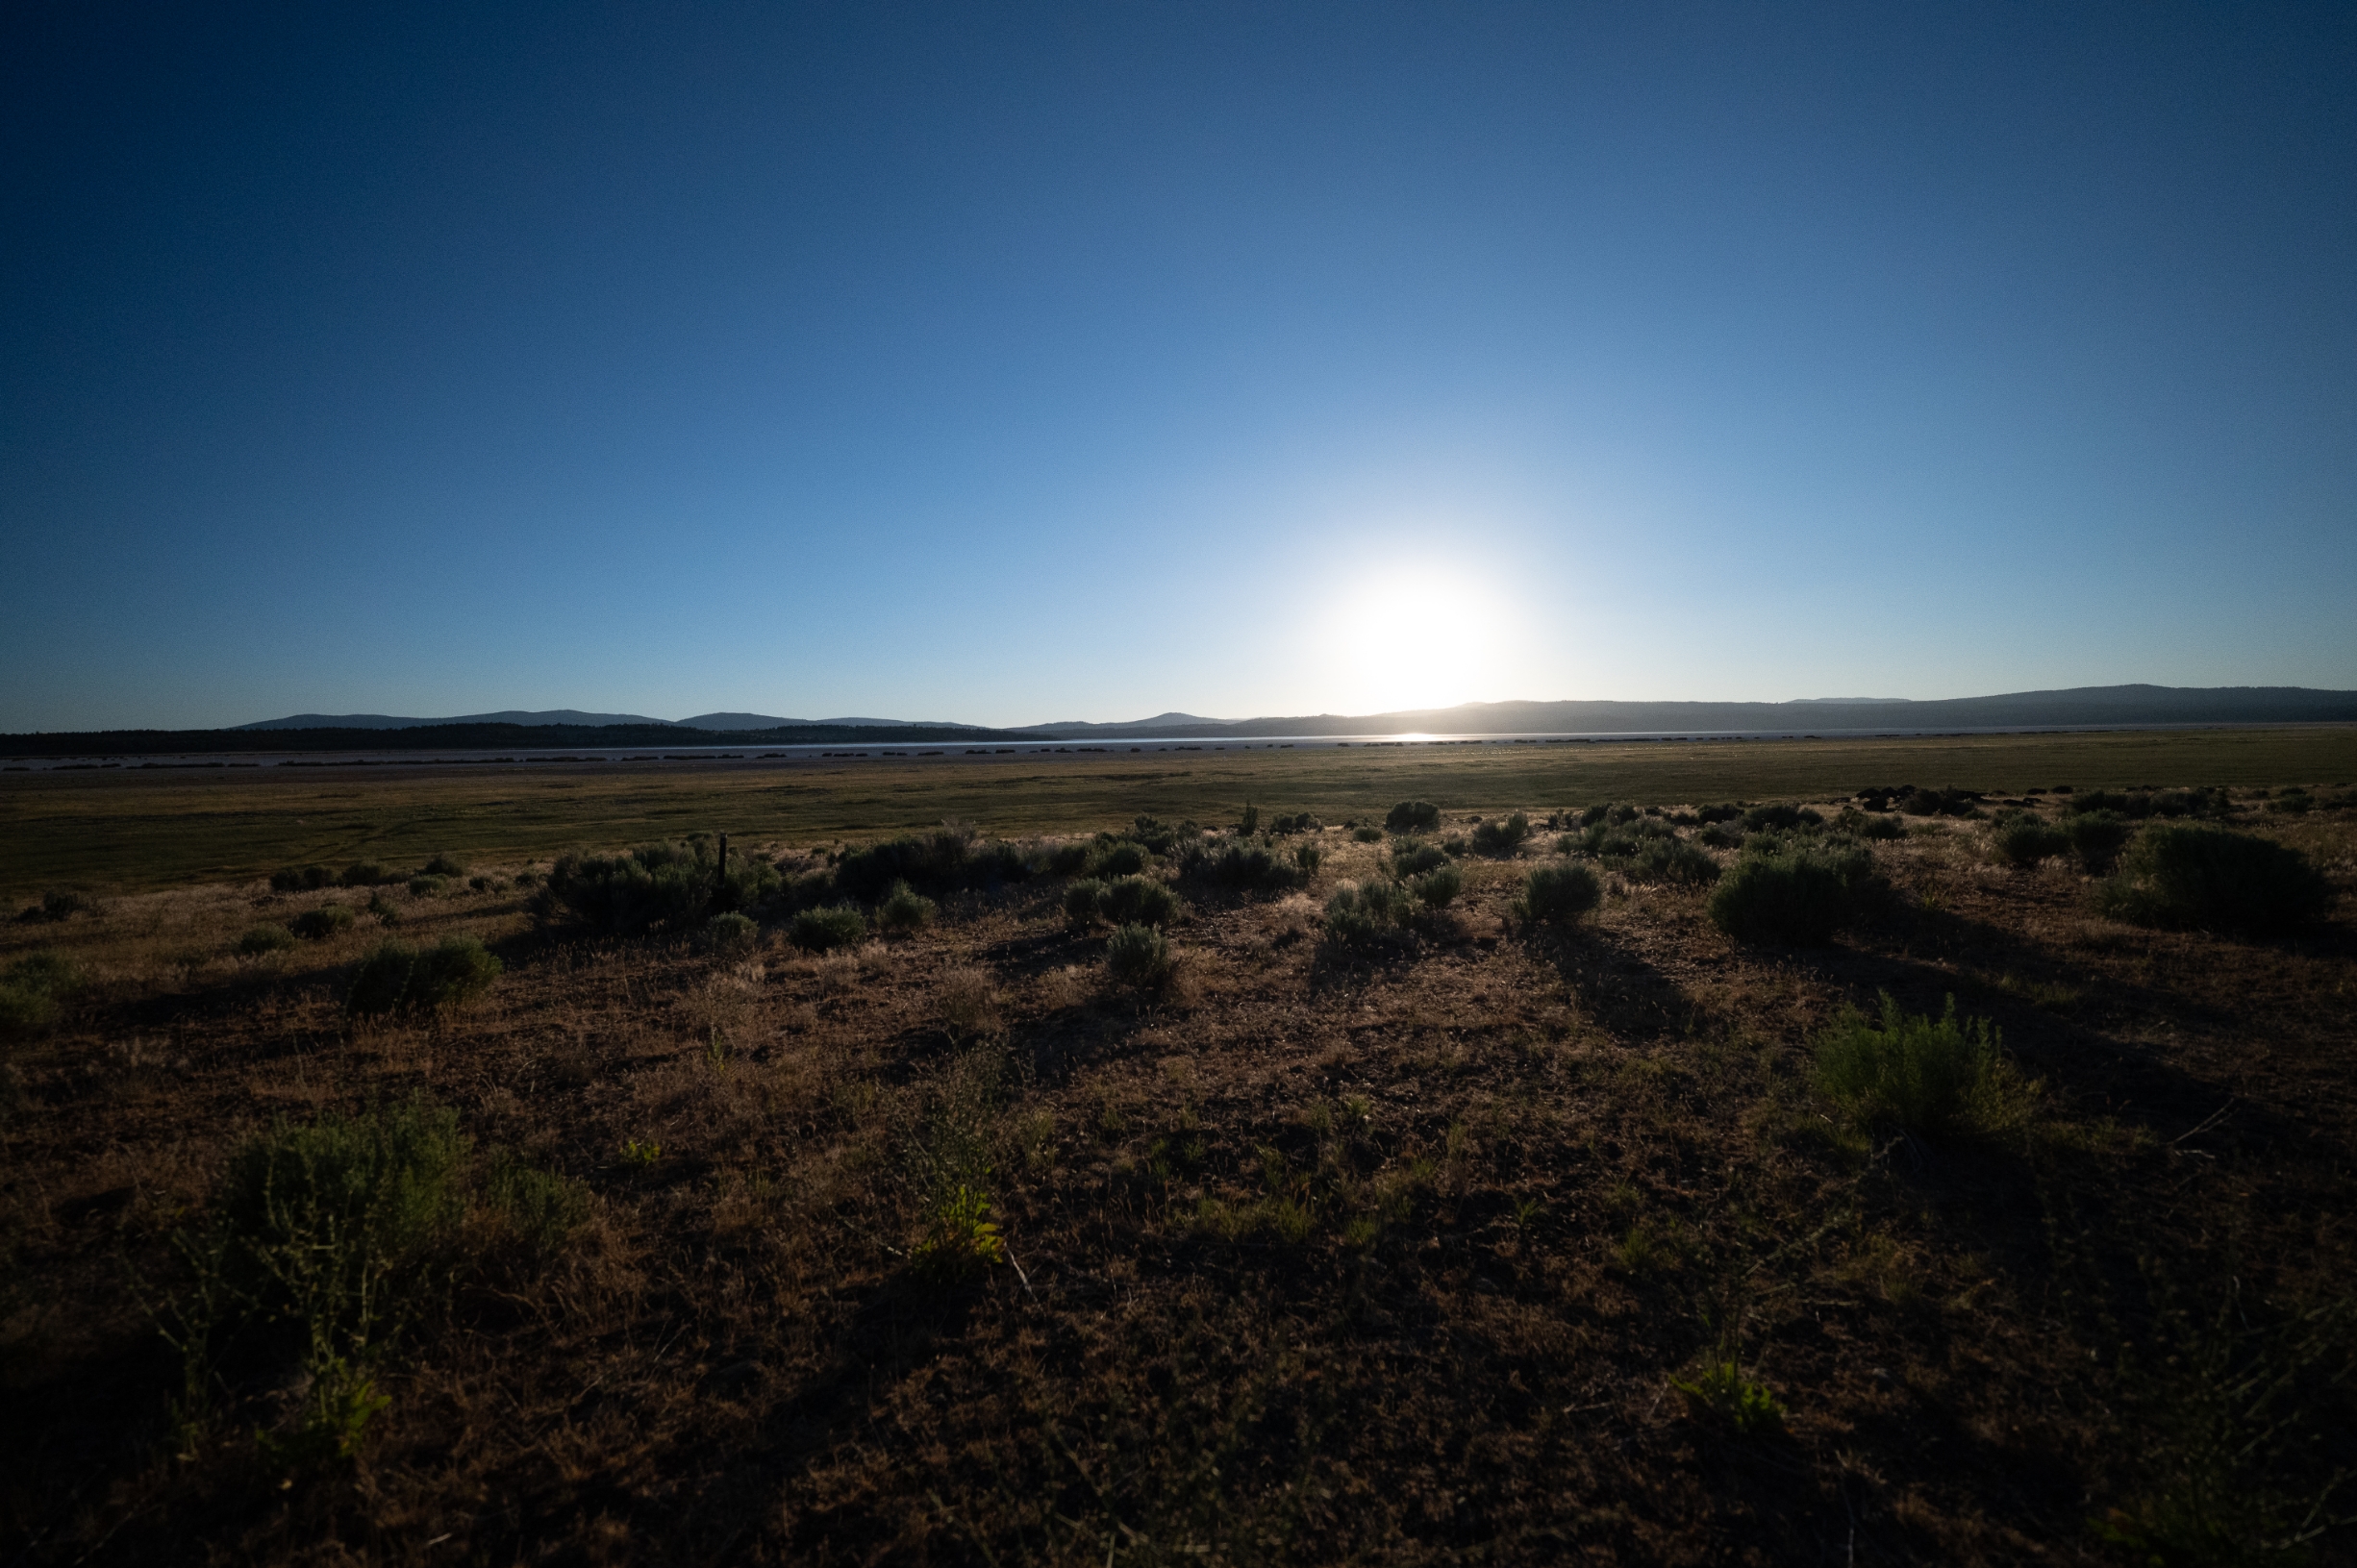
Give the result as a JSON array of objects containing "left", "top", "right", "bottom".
[{"left": 2, "top": 762, "right": 2353, "bottom": 1565}]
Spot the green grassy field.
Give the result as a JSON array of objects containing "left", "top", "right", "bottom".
[{"left": 5, "top": 726, "right": 2353, "bottom": 897}]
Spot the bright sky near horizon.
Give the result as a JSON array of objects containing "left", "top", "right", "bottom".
[{"left": 4, "top": 2, "right": 2353, "bottom": 732}]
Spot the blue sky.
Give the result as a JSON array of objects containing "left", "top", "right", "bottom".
[{"left": 4, "top": 1, "right": 2352, "bottom": 730}]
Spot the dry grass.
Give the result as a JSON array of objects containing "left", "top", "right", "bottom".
[{"left": 1, "top": 787, "right": 2354, "bottom": 1563}]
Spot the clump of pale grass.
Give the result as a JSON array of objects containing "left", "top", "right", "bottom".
[{"left": 935, "top": 965, "right": 1000, "bottom": 1042}]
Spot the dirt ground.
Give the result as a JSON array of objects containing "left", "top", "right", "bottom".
[{"left": 2, "top": 793, "right": 2352, "bottom": 1564}]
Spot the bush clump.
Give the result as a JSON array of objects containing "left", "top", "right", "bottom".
[
  {"left": 1513, "top": 863, "right": 1601, "bottom": 926},
  {"left": 877, "top": 881, "right": 938, "bottom": 934},
  {"left": 1708, "top": 840, "right": 1876, "bottom": 944},
  {"left": 270, "top": 865, "right": 337, "bottom": 893},
  {"left": 790, "top": 905, "right": 868, "bottom": 952},
  {"left": 346, "top": 936, "right": 503, "bottom": 1017},
  {"left": 533, "top": 839, "right": 779, "bottom": 935},
  {"left": 1105, "top": 923, "right": 1173, "bottom": 992},
  {"left": 2062, "top": 810, "right": 2134, "bottom": 874},
  {"left": 1813, "top": 994, "right": 2033, "bottom": 1141},
  {"left": 703, "top": 910, "right": 760, "bottom": 956},
  {"left": 291, "top": 905, "right": 358, "bottom": 940},
  {"left": 1184, "top": 838, "right": 1305, "bottom": 894},
  {"left": 1090, "top": 839, "right": 1152, "bottom": 878},
  {"left": 1623, "top": 837, "right": 1722, "bottom": 887},
  {"left": 0, "top": 952, "right": 81, "bottom": 1038},
  {"left": 1066, "top": 875, "right": 1180, "bottom": 930},
  {"left": 238, "top": 924, "right": 299, "bottom": 957},
  {"left": 1322, "top": 879, "right": 1419, "bottom": 951},
  {"left": 485, "top": 1155, "right": 589, "bottom": 1259},
  {"left": 2093, "top": 826, "right": 2335, "bottom": 934},
  {"left": 1390, "top": 839, "right": 1449, "bottom": 878},
  {"left": 1741, "top": 803, "right": 1823, "bottom": 832},
  {"left": 1386, "top": 801, "right": 1442, "bottom": 834},
  {"left": 339, "top": 862, "right": 391, "bottom": 887},
  {"left": 835, "top": 827, "right": 1033, "bottom": 904},
  {"left": 1408, "top": 862, "right": 1463, "bottom": 908},
  {"left": 407, "top": 875, "right": 449, "bottom": 898},
  {"left": 1988, "top": 812, "right": 2071, "bottom": 868},
  {"left": 1468, "top": 813, "right": 1530, "bottom": 856},
  {"left": 419, "top": 853, "right": 466, "bottom": 878}
]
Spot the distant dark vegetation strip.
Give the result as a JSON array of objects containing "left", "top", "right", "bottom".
[{"left": 0, "top": 723, "right": 1057, "bottom": 759}]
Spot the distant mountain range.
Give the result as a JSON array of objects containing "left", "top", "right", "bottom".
[
  {"left": 224, "top": 684, "right": 2357, "bottom": 739},
  {"left": 8, "top": 684, "right": 2349, "bottom": 759},
  {"left": 237, "top": 709, "right": 986, "bottom": 731}
]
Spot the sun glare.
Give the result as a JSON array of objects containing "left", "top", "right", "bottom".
[{"left": 1316, "top": 568, "right": 1509, "bottom": 715}]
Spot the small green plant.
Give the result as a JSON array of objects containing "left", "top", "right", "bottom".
[
  {"left": 1386, "top": 800, "right": 1442, "bottom": 834},
  {"left": 620, "top": 1138, "right": 663, "bottom": 1169},
  {"left": 911, "top": 1184, "right": 1006, "bottom": 1278},
  {"left": 790, "top": 904, "right": 867, "bottom": 952},
  {"left": 485, "top": 1156, "right": 589, "bottom": 1257},
  {"left": 1105, "top": 923, "right": 1173, "bottom": 993},
  {"left": 1513, "top": 862, "right": 1601, "bottom": 925},
  {"left": 1812, "top": 993, "right": 2034, "bottom": 1141},
  {"left": 237, "top": 923, "right": 298, "bottom": 957},
  {"left": 290, "top": 905, "right": 357, "bottom": 940},
  {"left": 876, "top": 880, "right": 937, "bottom": 934},
  {"left": 0, "top": 951, "right": 81, "bottom": 1038},
  {"left": 345, "top": 936, "right": 503, "bottom": 1017},
  {"left": 1675, "top": 1359, "right": 1785, "bottom": 1433},
  {"left": 2094, "top": 825, "right": 2335, "bottom": 934}
]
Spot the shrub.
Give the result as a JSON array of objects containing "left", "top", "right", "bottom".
[
  {"left": 1693, "top": 803, "right": 1743, "bottom": 825},
  {"left": 340, "top": 861, "right": 390, "bottom": 887},
  {"left": 1846, "top": 809, "right": 1908, "bottom": 841},
  {"left": 1708, "top": 841, "right": 1875, "bottom": 944},
  {"left": 1391, "top": 839, "right": 1449, "bottom": 878},
  {"left": 0, "top": 952, "right": 80, "bottom": 1038},
  {"left": 2094, "top": 826, "right": 2335, "bottom": 934},
  {"left": 238, "top": 923, "right": 298, "bottom": 956},
  {"left": 532, "top": 838, "right": 777, "bottom": 934},
  {"left": 365, "top": 892, "right": 399, "bottom": 925},
  {"left": 1323, "top": 880, "right": 1417, "bottom": 950},
  {"left": 419, "top": 853, "right": 466, "bottom": 878},
  {"left": 290, "top": 905, "right": 357, "bottom": 941},
  {"left": 877, "top": 880, "right": 937, "bottom": 934},
  {"left": 270, "top": 865, "right": 336, "bottom": 893},
  {"left": 346, "top": 936, "right": 502, "bottom": 1016},
  {"left": 1624, "top": 837, "right": 1721, "bottom": 887},
  {"left": 1409, "top": 862, "right": 1463, "bottom": 908},
  {"left": 1185, "top": 839, "right": 1304, "bottom": 894},
  {"left": 1351, "top": 825, "right": 1384, "bottom": 843},
  {"left": 2266, "top": 787, "right": 2313, "bottom": 816},
  {"left": 790, "top": 904, "right": 868, "bottom": 952},
  {"left": 2063, "top": 810, "right": 2135, "bottom": 874},
  {"left": 1988, "top": 812, "right": 2071, "bottom": 868},
  {"left": 1294, "top": 842, "right": 1323, "bottom": 877},
  {"left": 1813, "top": 994, "right": 2031, "bottom": 1141},
  {"left": 1696, "top": 824, "right": 1741, "bottom": 850},
  {"left": 1090, "top": 839, "right": 1151, "bottom": 878},
  {"left": 1045, "top": 841, "right": 1092, "bottom": 877},
  {"left": 1065, "top": 878, "right": 1110, "bottom": 929},
  {"left": 466, "top": 875, "right": 493, "bottom": 893},
  {"left": 1268, "top": 812, "right": 1319, "bottom": 835},
  {"left": 704, "top": 910, "right": 760, "bottom": 956},
  {"left": 1386, "top": 800, "right": 1442, "bottom": 834},
  {"left": 1514, "top": 863, "right": 1601, "bottom": 926},
  {"left": 1675, "top": 1361, "right": 1785, "bottom": 1434},
  {"left": 407, "top": 875, "right": 449, "bottom": 898},
  {"left": 1469, "top": 813, "right": 1530, "bottom": 856},
  {"left": 1102, "top": 875, "right": 1180, "bottom": 928},
  {"left": 190, "top": 1101, "right": 466, "bottom": 1449},
  {"left": 1130, "top": 815, "right": 1180, "bottom": 854},
  {"left": 1741, "top": 803, "right": 1823, "bottom": 832},
  {"left": 1237, "top": 804, "right": 1261, "bottom": 834},
  {"left": 1105, "top": 923, "right": 1173, "bottom": 992},
  {"left": 1899, "top": 788, "right": 1978, "bottom": 818},
  {"left": 835, "top": 829, "right": 1031, "bottom": 901}
]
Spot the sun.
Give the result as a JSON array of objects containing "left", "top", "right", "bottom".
[{"left": 1316, "top": 567, "right": 1507, "bottom": 715}]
